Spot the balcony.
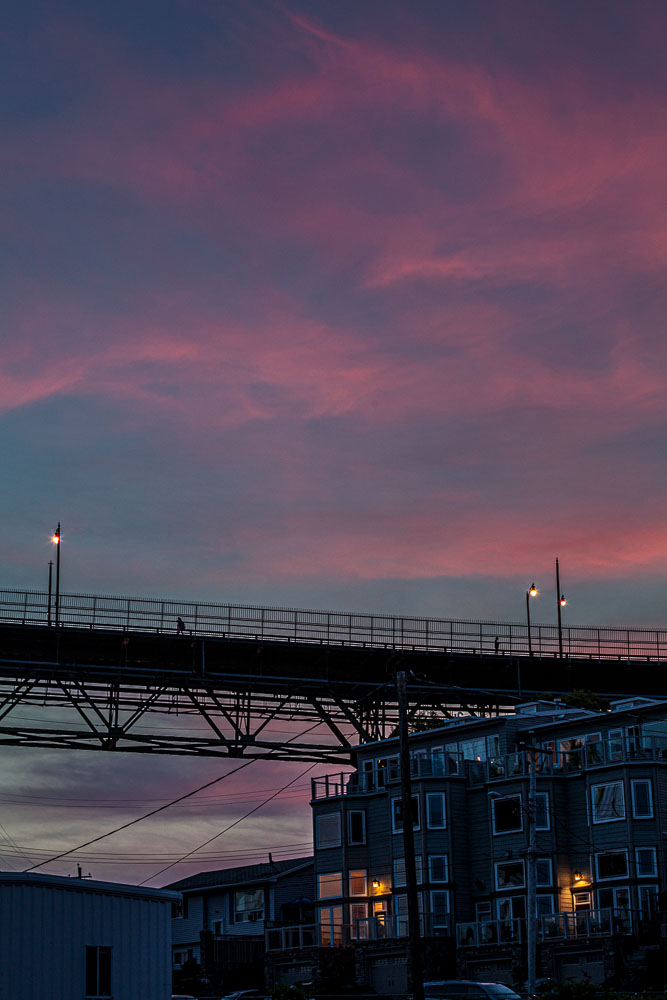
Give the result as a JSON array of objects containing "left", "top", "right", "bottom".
[
  {"left": 266, "top": 913, "right": 451, "bottom": 951},
  {"left": 456, "top": 908, "right": 642, "bottom": 947}
]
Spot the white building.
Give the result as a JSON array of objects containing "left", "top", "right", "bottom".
[{"left": 0, "top": 871, "right": 180, "bottom": 1000}]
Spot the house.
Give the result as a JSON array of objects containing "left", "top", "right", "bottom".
[
  {"left": 167, "top": 856, "right": 314, "bottom": 992},
  {"left": 0, "top": 871, "right": 179, "bottom": 1000},
  {"left": 266, "top": 697, "right": 667, "bottom": 991}
]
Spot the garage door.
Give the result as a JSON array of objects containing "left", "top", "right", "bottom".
[
  {"left": 557, "top": 950, "right": 605, "bottom": 984},
  {"left": 368, "top": 954, "right": 408, "bottom": 995}
]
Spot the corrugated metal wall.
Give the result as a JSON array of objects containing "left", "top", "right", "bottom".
[{"left": 0, "top": 881, "right": 173, "bottom": 1000}]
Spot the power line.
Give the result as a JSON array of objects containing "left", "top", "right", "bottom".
[
  {"left": 140, "top": 762, "right": 318, "bottom": 886},
  {"left": 21, "top": 757, "right": 257, "bottom": 873}
]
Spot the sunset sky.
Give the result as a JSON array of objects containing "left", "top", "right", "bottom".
[{"left": 2, "top": 0, "right": 667, "bottom": 885}]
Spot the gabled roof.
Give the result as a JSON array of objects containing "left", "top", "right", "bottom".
[{"left": 165, "top": 856, "right": 313, "bottom": 893}]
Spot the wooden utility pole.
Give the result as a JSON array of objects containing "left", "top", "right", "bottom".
[{"left": 397, "top": 670, "right": 424, "bottom": 1000}]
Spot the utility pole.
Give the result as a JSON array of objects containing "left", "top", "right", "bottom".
[
  {"left": 526, "top": 732, "right": 537, "bottom": 994},
  {"left": 397, "top": 671, "right": 424, "bottom": 1000}
]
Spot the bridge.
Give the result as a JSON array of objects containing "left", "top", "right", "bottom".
[{"left": 0, "top": 588, "right": 665, "bottom": 762}]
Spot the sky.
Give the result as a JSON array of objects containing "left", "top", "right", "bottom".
[{"left": 2, "top": 0, "right": 667, "bottom": 886}]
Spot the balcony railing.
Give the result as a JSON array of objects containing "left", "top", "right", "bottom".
[
  {"left": 457, "top": 918, "right": 523, "bottom": 947},
  {"left": 457, "top": 909, "right": 642, "bottom": 947},
  {"left": 266, "top": 913, "right": 451, "bottom": 951}
]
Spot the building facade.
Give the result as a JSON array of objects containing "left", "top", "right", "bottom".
[
  {"left": 168, "top": 856, "right": 313, "bottom": 990},
  {"left": 267, "top": 697, "right": 667, "bottom": 991},
  {"left": 0, "top": 871, "right": 179, "bottom": 1000}
]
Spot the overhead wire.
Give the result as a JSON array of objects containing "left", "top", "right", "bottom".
[{"left": 139, "top": 761, "right": 319, "bottom": 886}]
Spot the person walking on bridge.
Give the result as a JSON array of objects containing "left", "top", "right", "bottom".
[{"left": 176, "top": 616, "right": 186, "bottom": 635}]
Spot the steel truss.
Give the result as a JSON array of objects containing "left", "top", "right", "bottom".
[{"left": 0, "top": 667, "right": 508, "bottom": 761}]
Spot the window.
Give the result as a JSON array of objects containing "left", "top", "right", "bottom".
[
  {"left": 347, "top": 809, "right": 366, "bottom": 844},
  {"left": 234, "top": 888, "right": 264, "bottom": 922},
  {"left": 476, "top": 901, "right": 492, "bottom": 922},
  {"left": 392, "top": 795, "right": 420, "bottom": 833},
  {"left": 635, "top": 847, "right": 657, "bottom": 877},
  {"left": 213, "top": 920, "right": 223, "bottom": 935},
  {"left": 638, "top": 885, "right": 658, "bottom": 918},
  {"left": 597, "top": 887, "right": 631, "bottom": 932},
  {"left": 350, "top": 902, "right": 368, "bottom": 939},
  {"left": 536, "top": 858, "right": 553, "bottom": 886},
  {"left": 318, "top": 872, "right": 343, "bottom": 899},
  {"left": 430, "top": 890, "right": 450, "bottom": 934},
  {"left": 172, "top": 900, "right": 184, "bottom": 918},
  {"left": 492, "top": 794, "right": 522, "bottom": 834},
  {"left": 495, "top": 860, "right": 525, "bottom": 890},
  {"left": 316, "top": 811, "right": 342, "bottom": 848},
  {"left": 319, "top": 905, "right": 344, "bottom": 945},
  {"left": 596, "top": 850, "right": 628, "bottom": 880},
  {"left": 496, "top": 896, "right": 525, "bottom": 920},
  {"left": 349, "top": 870, "right": 368, "bottom": 896},
  {"left": 393, "top": 855, "right": 422, "bottom": 886},
  {"left": 426, "top": 791, "right": 446, "bottom": 829},
  {"left": 428, "top": 855, "right": 448, "bottom": 883},
  {"left": 536, "top": 895, "right": 554, "bottom": 916},
  {"left": 631, "top": 779, "right": 653, "bottom": 818},
  {"left": 85, "top": 946, "right": 111, "bottom": 998},
  {"left": 535, "top": 792, "right": 550, "bottom": 830},
  {"left": 591, "top": 781, "right": 625, "bottom": 823}
]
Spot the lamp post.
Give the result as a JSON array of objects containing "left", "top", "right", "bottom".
[
  {"left": 47, "top": 560, "right": 53, "bottom": 626},
  {"left": 51, "top": 523, "right": 61, "bottom": 626},
  {"left": 525, "top": 583, "right": 538, "bottom": 656},
  {"left": 555, "top": 558, "right": 567, "bottom": 658}
]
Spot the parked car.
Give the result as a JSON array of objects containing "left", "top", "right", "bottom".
[{"left": 424, "top": 983, "right": 521, "bottom": 1000}]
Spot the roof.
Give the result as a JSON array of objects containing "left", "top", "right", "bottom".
[
  {"left": 165, "top": 856, "right": 313, "bottom": 893},
  {"left": 0, "top": 871, "right": 180, "bottom": 902}
]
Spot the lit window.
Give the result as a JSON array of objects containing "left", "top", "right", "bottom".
[
  {"left": 318, "top": 872, "right": 343, "bottom": 899},
  {"left": 348, "top": 870, "right": 368, "bottom": 896}
]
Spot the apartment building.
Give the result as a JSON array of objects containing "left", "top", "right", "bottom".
[{"left": 267, "top": 697, "right": 667, "bottom": 992}]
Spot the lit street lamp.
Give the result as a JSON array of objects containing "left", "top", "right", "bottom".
[
  {"left": 525, "top": 583, "right": 538, "bottom": 656},
  {"left": 555, "top": 558, "right": 567, "bottom": 658},
  {"left": 51, "top": 523, "right": 61, "bottom": 626}
]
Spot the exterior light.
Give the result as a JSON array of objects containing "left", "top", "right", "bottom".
[
  {"left": 573, "top": 870, "right": 584, "bottom": 882},
  {"left": 372, "top": 880, "right": 381, "bottom": 889},
  {"left": 51, "top": 533, "right": 60, "bottom": 545},
  {"left": 526, "top": 583, "right": 538, "bottom": 657},
  {"left": 559, "top": 595, "right": 567, "bottom": 607}
]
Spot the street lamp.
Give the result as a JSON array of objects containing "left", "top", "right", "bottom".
[
  {"left": 555, "top": 558, "right": 566, "bottom": 658},
  {"left": 525, "top": 583, "right": 538, "bottom": 656},
  {"left": 51, "top": 523, "right": 61, "bottom": 626}
]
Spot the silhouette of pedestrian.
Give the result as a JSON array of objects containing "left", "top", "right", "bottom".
[
  {"left": 494, "top": 636, "right": 500, "bottom": 653},
  {"left": 176, "top": 616, "right": 186, "bottom": 635}
]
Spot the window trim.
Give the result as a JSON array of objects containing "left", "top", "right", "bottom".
[
  {"left": 635, "top": 846, "right": 657, "bottom": 878},
  {"left": 428, "top": 854, "right": 448, "bottom": 883},
  {"left": 494, "top": 859, "right": 525, "bottom": 891},
  {"left": 316, "top": 810, "right": 342, "bottom": 849},
  {"left": 391, "top": 795, "right": 420, "bottom": 834},
  {"left": 348, "top": 869, "right": 368, "bottom": 897},
  {"left": 631, "top": 778, "right": 654, "bottom": 819},
  {"left": 317, "top": 871, "right": 343, "bottom": 899},
  {"left": 347, "top": 809, "right": 367, "bottom": 845},
  {"left": 595, "top": 849, "right": 629, "bottom": 881},
  {"left": 591, "top": 780, "right": 626, "bottom": 824},
  {"left": 425, "top": 791, "right": 446, "bottom": 829},
  {"left": 491, "top": 793, "right": 523, "bottom": 835}
]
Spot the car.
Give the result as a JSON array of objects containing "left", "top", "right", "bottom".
[{"left": 424, "top": 982, "right": 522, "bottom": 1000}]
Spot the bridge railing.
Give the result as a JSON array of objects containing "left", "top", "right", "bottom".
[{"left": 0, "top": 588, "right": 666, "bottom": 662}]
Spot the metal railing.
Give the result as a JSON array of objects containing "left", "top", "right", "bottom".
[
  {"left": 1, "top": 587, "right": 667, "bottom": 662},
  {"left": 457, "top": 909, "right": 642, "bottom": 946},
  {"left": 266, "top": 913, "right": 451, "bottom": 950}
]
